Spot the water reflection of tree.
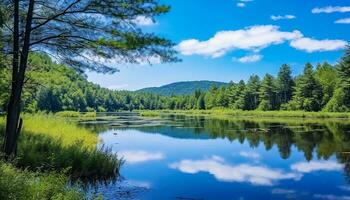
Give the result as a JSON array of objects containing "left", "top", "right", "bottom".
[
  {"left": 177, "top": 115, "right": 350, "bottom": 183},
  {"left": 89, "top": 114, "right": 350, "bottom": 182},
  {"left": 152, "top": 115, "right": 350, "bottom": 163}
]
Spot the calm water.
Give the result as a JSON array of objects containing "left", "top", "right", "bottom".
[{"left": 85, "top": 113, "right": 350, "bottom": 200}]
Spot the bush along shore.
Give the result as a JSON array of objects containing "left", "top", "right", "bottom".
[{"left": 0, "top": 114, "right": 122, "bottom": 199}]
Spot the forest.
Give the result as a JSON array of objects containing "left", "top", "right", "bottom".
[{"left": 1, "top": 48, "right": 350, "bottom": 113}]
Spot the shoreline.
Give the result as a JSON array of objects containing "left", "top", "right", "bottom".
[{"left": 139, "top": 109, "right": 350, "bottom": 120}]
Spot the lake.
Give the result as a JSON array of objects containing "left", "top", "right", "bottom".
[{"left": 84, "top": 113, "right": 350, "bottom": 200}]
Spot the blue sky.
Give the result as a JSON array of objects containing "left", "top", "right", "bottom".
[{"left": 87, "top": 0, "right": 350, "bottom": 91}]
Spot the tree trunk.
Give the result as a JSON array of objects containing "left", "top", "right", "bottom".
[
  {"left": 3, "top": 86, "right": 22, "bottom": 156},
  {"left": 3, "top": 0, "right": 35, "bottom": 157}
]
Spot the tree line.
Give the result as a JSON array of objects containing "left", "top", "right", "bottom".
[
  {"left": 0, "top": 53, "right": 169, "bottom": 113},
  {"left": 166, "top": 48, "right": 350, "bottom": 112},
  {"left": 1, "top": 49, "right": 350, "bottom": 113}
]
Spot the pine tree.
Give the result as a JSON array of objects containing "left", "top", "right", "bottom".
[
  {"left": 315, "top": 62, "right": 337, "bottom": 107},
  {"left": 324, "top": 47, "right": 350, "bottom": 111},
  {"left": 232, "top": 80, "right": 246, "bottom": 109},
  {"left": 197, "top": 94, "right": 206, "bottom": 110},
  {"left": 258, "top": 74, "right": 277, "bottom": 111},
  {"left": 276, "top": 64, "right": 294, "bottom": 108},
  {"left": 289, "top": 63, "right": 323, "bottom": 111},
  {"left": 244, "top": 75, "right": 261, "bottom": 110}
]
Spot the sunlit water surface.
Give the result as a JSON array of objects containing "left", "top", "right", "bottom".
[{"left": 85, "top": 113, "right": 350, "bottom": 200}]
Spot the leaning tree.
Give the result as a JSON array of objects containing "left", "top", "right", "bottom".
[{"left": 0, "top": 0, "right": 178, "bottom": 156}]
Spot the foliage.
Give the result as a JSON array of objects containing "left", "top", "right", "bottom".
[
  {"left": 0, "top": 161, "right": 87, "bottom": 200},
  {"left": 0, "top": 114, "right": 121, "bottom": 180},
  {"left": 325, "top": 47, "right": 350, "bottom": 112},
  {"left": 0, "top": 0, "right": 178, "bottom": 73},
  {"left": 288, "top": 63, "right": 323, "bottom": 111},
  {"left": 2, "top": 48, "right": 350, "bottom": 113},
  {"left": 258, "top": 74, "right": 277, "bottom": 111},
  {"left": 276, "top": 64, "right": 294, "bottom": 107}
]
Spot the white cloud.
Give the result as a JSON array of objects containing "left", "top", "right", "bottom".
[
  {"left": 291, "top": 160, "right": 343, "bottom": 173},
  {"left": 290, "top": 37, "right": 348, "bottom": 53},
  {"left": 271, "top": 15, "right": 296, "bottom": 21},
  {"left": 335, "top": 18, "right": 350, "bottom": 24},
  {"left": 239, "top": 151, "right": 261, "bottom": 159},
  {"left": 312, "top": 6, "right": 350, "bottom": 14},
  {"left": 176, "top": 25, "right": 302, "bottom": 58},
  {"left": 234, "top": 55, "right": 262, "bottom": 63},
  {"left": 132, "top": 16, "right": 155, "bottom": 26},
  {"left": 314, "top": 194, "right": 350, "bottom": 200},
  {"left": 119, "top": 150, "right": 165, "bottom": 164},
  {"left": 169, "top": 156, "right": 300, "bottom": 186},
  {"left": 271, "top": 188, "right": 296, "bottom": 195},
  {"left": 237, "top": 3, "right": 246, "bottom": 7}
]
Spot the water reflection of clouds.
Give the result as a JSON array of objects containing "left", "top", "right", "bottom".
[
  {"left": 339, "top": 185, "right": 350, "bottom": 192},
  {"left": 291, "top": 161, "right": 343, "bottom": 173},
  {"left": 271, "top": 188, "right": 296, "bottom": 194},
  {"left": 314, "top": 194, "right": 350, "bottom": 200},
  {"left": 169, "top": 156, "right": 301, "bottom": 186},
  {"left": 170, "top": 156, "right": 344, "bottom": 186},
  {"left": 126, "top": 180, "right": 152, "bottom": 189},
  {"left": 119, "top": 150, "right": 165, "bottom": 164},
  {"left": 239, "top": 151, "right": 260, "bottom": 159}
]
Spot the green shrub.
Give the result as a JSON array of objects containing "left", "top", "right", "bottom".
[
  {"left": 81, "top": 112, "right": 97, "bottom": 119},
  {"left": 0, "top": 161, "right": 85, "bottom": 200},
  {"left": 55, "top": 111, "right": 80, "bottom": 118}
]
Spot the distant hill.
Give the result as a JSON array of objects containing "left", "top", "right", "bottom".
[{"left": 137, "top": 81, "right": 228, "bottom": 96}]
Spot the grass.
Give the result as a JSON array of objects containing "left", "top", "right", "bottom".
[
  {"left": 0, "top": 161, "right": 88, "bottom": 200},
  {"left": 55, "top": 111, "right": 97, "bottom": 121},
  {"left": 0, "top": 113, "right": 122, "bottom": 198},
  {"left": 139, "top": 110, "right": 162, "bottom": 117},
  {"left": 55, "top": 111, "right": 81, "bottom": 118},
  {"left": 139, "top": 109, "right": 350, "bottom": 119},
  {"left": 20, "top": 114, "right": 98, "bottom": 148}
]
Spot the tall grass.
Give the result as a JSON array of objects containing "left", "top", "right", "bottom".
[
  {"left": 0, "top": 161, "right": 87, "bottom": 200},
  {"left": 0, "top": 113, "right": 121, "bottom": 182},
  {"left": 21, "top": 113, "right": 98, "bottom": 148},
  {"left": 55, "top": 111, "right": 81, "bottom": 118}
]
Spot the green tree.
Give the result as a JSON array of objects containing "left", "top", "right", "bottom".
[
  {"left": 244, "top": 75, "right": 260, "bottom": 110},
  {"left": 324, "top": 47, "right": 350, "bottom": 111},
  {"left": 231, "top": 80, "right": 246, "bottom": 109},
  {"left": 217, "top": 87, "right": 229, "bottom": 107},
  {"left": 197, "top": 94, "right": 206, "bottom": 110},
  {"left": 258, "top": 74, "right": 277, "bottom": 111},
  {"left": 0, "top": 0, "right": 178, "bottom": 156},
  {"left": 37, "top": 87, "right": 61, "bottom": 112},
  {"left": 276, "top": 64, "right": 294, "bottom": 108},
  {"left": 289, "top": 63, "right": 323, "bottom": 111},
  {"left": 315, "top": 62, "right": 337, "bottom": 107}
]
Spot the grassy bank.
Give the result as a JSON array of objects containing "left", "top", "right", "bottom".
[
  {"left": 0, "top": 114, "right": 121, "bottom": 199},
  {"left": 0, "top": 162, "right": 86, "bottom": 200},
  {"left": 140, "top": 109, "right": 350, "bottom": 119},
  {"left": 55, "top": 111, "right": 97, "bottom": 120}
]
